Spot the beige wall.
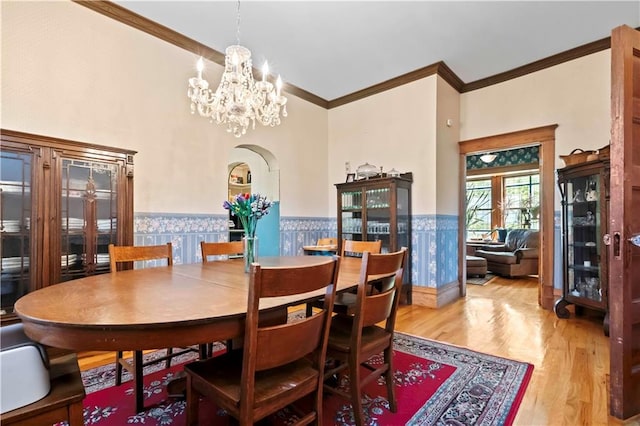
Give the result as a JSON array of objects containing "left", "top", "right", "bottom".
[
  {"left": 2, "top": 1, "right": 613, "bottom": 220},
  {"left": 435, "top": 77, "right": 461, "bottom": 215},
  {"left": 1, "top": 1, "right": 329, "bottom": 217},
  {"left": 460, "top": 50, "right": 611, "bottom": 163},
  {"left": 328, "top": 77, "right": 439, "bottom": 215}
]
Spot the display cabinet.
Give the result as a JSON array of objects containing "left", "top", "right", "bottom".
[
  {"left": 554, "top": 159, "right": 610, "bottom": 333},
  {"left": 336, "top": 173, "right": 412, "bottom": 303},
  {"left": 1, "top": 129, "right": 135, "bottom": 322}
]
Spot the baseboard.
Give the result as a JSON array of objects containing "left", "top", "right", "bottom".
[{"left": 412, "top": 281, "right": 461, "bottom": 308}]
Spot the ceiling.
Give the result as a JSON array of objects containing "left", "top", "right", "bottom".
[{"left": 115, "top": 1, "right": 639, "bottom": 102}]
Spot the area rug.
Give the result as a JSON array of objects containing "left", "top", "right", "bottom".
[
  {"left": 467, "top": 273, "right": 497, "bottom": 286},
  {"left": 59, "top": 333, "right": 533, "bottom": 426}
]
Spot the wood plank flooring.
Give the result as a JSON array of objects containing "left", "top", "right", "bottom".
[{"left": 78, "top": 276, "right": 638, "bottom": 425}]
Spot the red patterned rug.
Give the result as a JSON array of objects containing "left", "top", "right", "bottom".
[{"left": 60, "top": 333, "right": 533, "bottom": 425}]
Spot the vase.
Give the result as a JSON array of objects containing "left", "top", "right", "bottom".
[{"left": 243, "top": 235, "right": 258, "bottom": 273}]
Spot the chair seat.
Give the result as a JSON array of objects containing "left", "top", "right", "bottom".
[
  {"left": 327, "top": 315, "right": 392, "bottom": 357},
  {"left": 310, "top": 292, "right": 357, "bottom": 315},
  {"left": 185, "top": 349, "right": 319, "bottom": 411}
]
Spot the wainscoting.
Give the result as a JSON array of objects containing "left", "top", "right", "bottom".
[{"left": 133, "top": 213, "right": 462, "bottom": 306}]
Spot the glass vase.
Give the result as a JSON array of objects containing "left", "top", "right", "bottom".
[{"left": 243, "top": 235, "right": 258, "bottom": 273}]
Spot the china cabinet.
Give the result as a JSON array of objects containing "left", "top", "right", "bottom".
[
  {"left": 336, "top": 173, "right": 412, "bottom": 303},
  {"left": 554, "top": 159, "right": 610, "bottom": 333},
  {"left": 1, "top": 129, "right": 135, "bottom": 322}
]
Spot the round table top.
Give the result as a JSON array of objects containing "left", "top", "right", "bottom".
[{"left": 13, "top": 256, "right": 361, "bottom": 351}]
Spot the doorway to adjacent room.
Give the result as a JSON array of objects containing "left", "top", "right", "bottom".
[{"left": 459, "top": 125, "right": 557, "bottom": 310}]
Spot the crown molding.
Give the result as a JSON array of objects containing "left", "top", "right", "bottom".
[
  {"left": 461, "top": 35, "right": 613, "bottom": 93},
  {"left": 73, "top": 0, "right": 329, "bottom": 109},
  {"left": 74, "top": 1, "right": 624, "bottom": 110},
  {"left": 328, "top": 61, "right": 464, "bottom": 109}
]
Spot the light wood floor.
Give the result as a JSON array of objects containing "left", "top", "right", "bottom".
[{"left": 78, "top": 276, "right": 638, "bottom": 425}]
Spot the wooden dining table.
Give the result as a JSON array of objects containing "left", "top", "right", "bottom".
[
  {"left": 14, "top": 256, "right": 362, "bottom": 352},
  {"left": 302, "top": 244, "right": 339, "bottom": 255}
]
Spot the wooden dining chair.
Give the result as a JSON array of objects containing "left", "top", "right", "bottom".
[
  {"left": 184, "top": 256, "right": 340, "bottom": 425},
  {"left": 200, "top": 240, "right": 244, "bottom": 263},
  {"left": 323, "top": 247, "right": 407, "bottom": 426},
  {"left": 199, "top": 240, "right": 245, "bottom": 356},
  {"left": 108, "top": 243, "right": 202, "bottom": 413},
  {"left": 340, "top": 239, "right": 382, "bottom": 257},
  {"left": 306, "top": 239, "right": 382, "bottom": 317}
]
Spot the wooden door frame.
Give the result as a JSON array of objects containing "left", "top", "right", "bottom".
[{"left": 459, "top": 125, "right": 557, "bottom": 309}]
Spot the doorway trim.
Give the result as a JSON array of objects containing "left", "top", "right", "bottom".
[{"left": 459, "top": 124, "right": 557, "bottom": 310}]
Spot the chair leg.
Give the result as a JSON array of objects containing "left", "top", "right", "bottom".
[
  {"left": 186, "top": 374, "right": 199, "bottom": 426},
  {"left": 115, "top": 351, "right": 124, "bottom": 386},
  {"left": 133, "top": 350, "right": 145, "bottom": 413},
  {"left": 384, "top": 346, "right": 397, "bottom": 412},
  {"left": 165, "top": 347, "right": 173, "bottom": 369},
  {"left": 349, "top": 354, "right": 365, "bottom": 426},
  {"left": 198, "top": 344, "right": 208, "bottom": 359},
  {"left": 315, "top": 384, "right": 323, "bottom": 426}
]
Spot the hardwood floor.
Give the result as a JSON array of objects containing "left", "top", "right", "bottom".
[{"left": 78, "top": 276, "right": 637, "bottom": 425}]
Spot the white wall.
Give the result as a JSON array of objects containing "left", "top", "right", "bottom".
[
  {"left": 1, "top": 1, "right": 329, "bottom": 217},
  {"left": 328, "top": 77, "right": 439, "bottom": 215}
]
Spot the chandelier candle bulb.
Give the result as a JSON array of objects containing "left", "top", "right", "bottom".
[
  {"left": 262, "top": 61, "right": 268, "bottom": 82},
  {"left": 197, "top": 57, "right": 204, "bottom": 79},
  {"left": 276, "top": 75, "right": 282, "bottom": 97}
]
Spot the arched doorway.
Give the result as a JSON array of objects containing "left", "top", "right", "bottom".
[{"left": 228, "top": 145, "right": 280, "bottom": 256}]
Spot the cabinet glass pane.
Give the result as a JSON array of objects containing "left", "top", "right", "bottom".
[
  {"left": 397, "top": 187, "right": 410, "bottom": 251},
  {"left": 60, "top": 158, "right": 118, "bottom": 281},
  {"left": 1, "top": 150, "right": 32, "bottom": 316},
  {"left": 366, "top": 188, "right": 390, "bottom": 252},
  {"left": 341, "top": 190, "right": 363, "bottom": 242},
  {"left": 566, "top": 173, "right": 602, "bottom": 302}
]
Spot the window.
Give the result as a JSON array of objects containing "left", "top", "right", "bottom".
[
  {"left": 465, "top": 172, "right": 539, "bottom": 240},
  {"left": 502, "top": 174, "right": 540, "bottom": 230},
  {"left": 466, "top": 179, "right": 492, "bottom": 239}
]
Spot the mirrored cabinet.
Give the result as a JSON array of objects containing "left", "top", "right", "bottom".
[
  {"left": 555, "top": 159, "right": 610, "bottom": 334},
  {"left": 1, "top": 129, "right": 135, "bottom": 322},
  {"left": 336, "top": 173, "right": 412, "bottom": 303}
]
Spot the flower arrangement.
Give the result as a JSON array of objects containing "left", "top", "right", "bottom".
[
  {"left": 223, "top": 193, "right": 272, "bottom": 238},
  {"left": 223, "top": 193, "right": 272, "bottom": 272}
]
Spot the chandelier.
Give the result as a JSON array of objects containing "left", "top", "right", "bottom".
[{"left": 187, "top": 1, "right": 287, "bottom": 137}]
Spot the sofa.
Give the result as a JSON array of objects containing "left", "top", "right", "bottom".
[{"left": 475, "top": 229, "right": 539, "bottom": 277}]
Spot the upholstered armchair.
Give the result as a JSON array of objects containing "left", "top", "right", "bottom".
[{"left": 475, "top": 229, "right": 539, "bottom": 277}]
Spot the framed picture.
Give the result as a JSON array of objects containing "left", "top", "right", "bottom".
[{"left": 346, "top": 173, "right": 356, "bottom": 182}]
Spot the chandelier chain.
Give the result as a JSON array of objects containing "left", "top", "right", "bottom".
[{"left": 236, "top": 0, "right": 241, "bottom": 45}]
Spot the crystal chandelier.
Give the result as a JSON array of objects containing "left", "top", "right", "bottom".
[{"left": 187, "top": 1, "right": 287, "bottom": 137}]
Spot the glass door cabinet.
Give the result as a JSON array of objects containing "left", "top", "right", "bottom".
[
  {"left": 1, "top": 129, "right": 135, "bottom": 322},
  {"left": 336, "top": 173, "right": 412, "bottom": 303},
  {"left": 554, "top": 159, "right": 610, "bottom": 334}
]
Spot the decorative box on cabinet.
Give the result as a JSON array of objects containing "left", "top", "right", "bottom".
[
  {"left": 0, "top": 129, "right": 135, "bottom": 322},
  {"left": 554, "top": 159, "right": 610, "bottom": 334},
  {"left": 336, "top": 173, "right": 412, "bottom": 304}
]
